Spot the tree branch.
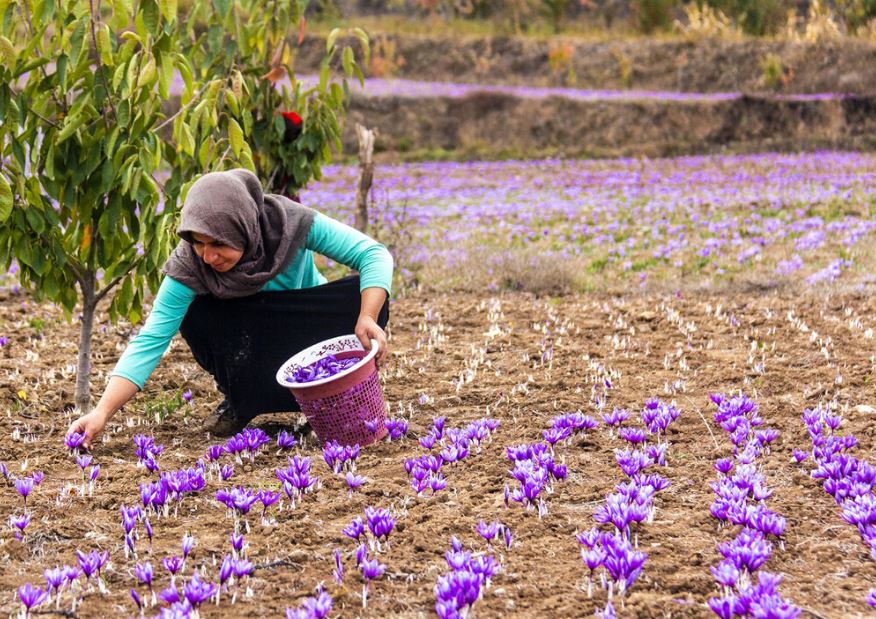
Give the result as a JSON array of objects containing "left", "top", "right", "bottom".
[
  {"left": 18, "top": 0, "right": 68, "bottom": 115},
  {"left": 154, "top": 81, "right": 210, "bottom": 132},
  {"left": 94, "top": 255, "right": 145, "bottom": 304},
  {"left": 88, "top": 0, "right": 119, "bottom": 126}
]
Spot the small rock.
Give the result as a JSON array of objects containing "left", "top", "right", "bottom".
[
  {"left": 288, "top": 549, "right": 308, "bottom": 562},
  {"left": 854, "top": 405, "right": 875, "bottom": 415}
]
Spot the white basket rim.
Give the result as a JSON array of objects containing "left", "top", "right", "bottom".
[{"left": 275, "top": 335, "right": 379, "bottom": 389}]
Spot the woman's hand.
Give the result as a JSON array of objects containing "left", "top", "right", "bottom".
[
  {"left": 66, "top": 409, "right": 110, "bottom": 450},
  {"left": 355, "top": 315, "right": 388, "bottom": 366}
]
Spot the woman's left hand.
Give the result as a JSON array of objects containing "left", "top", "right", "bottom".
[{"left": 355, "top": 315, "right": 388, "bottom": 366}]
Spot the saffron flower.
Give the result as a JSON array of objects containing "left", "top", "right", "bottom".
[
  {"left": 345, "top": 472, "right": 367, "bottom": 493},
  {"left": 277, "top": 430, "right": 297, "bottom": 450},
  {"left": 14, "top": 477, "right": 34, "bottom": 508},
  {"left": 65, "top": 432, "right": 86, "bottom": 451},
  {"left": 286, "top": 590, "right": 333, "bottom": 619},
  {"left": 17, "top": 582, "right": 48, "bottom": 614},
  {"left": 9, "top": 513, "right": 30, "bottom": 540},
  {"left": 476, "top": 521, "right": 501, "bottom": 542},
  {"left": 359, "top": 557, "right": 386, "bottom": 608},
  {"left": 332, "top": 549, "right": 344, "bottom": 584}
]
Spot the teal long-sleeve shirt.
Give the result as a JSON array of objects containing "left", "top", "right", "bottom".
[{"left": 111, "top": 212, "right": 393, "bottom": 390}]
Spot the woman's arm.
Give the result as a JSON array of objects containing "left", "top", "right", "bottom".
[
  {"left": 65, "top": 276, "right": 196, "bottom": 447},
  {"left": 355, "top": 286, "right": 388, "bottom": 364},
  {"left": 305, "top": 213, "right": 394, "bottom": 297},
  {"left": 306, "top": 213, "right": 394, "bottom": 363},
  {"left": 66, "top": 376, "right": 139, "bottom": 449}
]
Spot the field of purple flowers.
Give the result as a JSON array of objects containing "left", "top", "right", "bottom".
[{"left": 303, "top": 151, "right": 876, "bottom": 295}]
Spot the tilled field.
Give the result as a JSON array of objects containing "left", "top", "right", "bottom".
[{"left": 1, "top": 288, "right": 875, "bottom": 618}]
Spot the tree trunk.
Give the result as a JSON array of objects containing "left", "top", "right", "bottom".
[
  {"left": 75, "top": 270, "right": 97, "bottom": 414},
  {"left": 355, "top": 123, "right": 376, "bottom": 233}
]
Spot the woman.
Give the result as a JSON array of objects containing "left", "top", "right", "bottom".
[{"left": 67, "top": 169, "right": 392, "bottom": 447}]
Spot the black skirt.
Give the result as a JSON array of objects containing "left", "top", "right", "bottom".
[{"left": 178, "top": 275, "right": 389, "bottom": 421}]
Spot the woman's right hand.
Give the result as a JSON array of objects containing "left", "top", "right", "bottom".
[{"left": 66, "top": 410, "right": 110, "bottom": 450}]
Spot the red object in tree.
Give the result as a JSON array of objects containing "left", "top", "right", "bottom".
[
  {"left": 280, "top": 110, "right": 303, "bottom": 143},
  {"left": 280, "top": 111, "right": 302, "bottom": 126}
]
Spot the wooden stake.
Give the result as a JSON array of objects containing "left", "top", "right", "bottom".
[{"left": 355, "top": 123, "right": 376, "bottom": 232}]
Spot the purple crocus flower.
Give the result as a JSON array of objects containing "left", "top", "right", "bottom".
[
  {"left": 792, "top": 449, "right": 809, "bottom": 463},
  {"left": 618, "top": 427, "right": 648, "bottom": 445},
  {"left": 65, "top": 432, "right": 86, "bottom": 451},
  {"left": 476, "top": 521, "right": 500, "bottom": 542},
  {"left": 230, "top": 532, "right": 245, "bottom": 552},
  {"left": 601, "top": 408, "right": 630, "bottom": 427},
  {"left": 182, "top": 389, "right": 193, "bottom": 403},
  {"left": 135, "top": 562, "right": 153, "bottom": 585},
  {"left": 15, "top": 477, "right": 34, "bottom": 505},
  {"left": 10, "top": 513, "right": 30, "bottom": 539},
  {"left": 181, "top": 534, "right": 195, "bottom": 559},
  {"left": 30, "top": 471, "right": 43, "bottom": 485},
  {"left": 346, "top": 472, "right": 367, "bottom": 491},
  {"left": 333, "top": 548, "right": 344, "bottom": 583},
  {"left": 75, "top": 549, "right": 108, "bottom": 580},
  {"left": 219, "top": 555, "right": 234, "bottom": 585},
  {"left": 162, "top": 555, "right": 184, "bottom": 576},
  {"left": 17, "top": 582, "right": 48, "bottom": 611},
  {"left": 144, "top": 518, "right": 153, "bottom": 544},
  {"left": 182, "top": 572, "right": 217, "bottom": 607},
  {"left": 364, "top": 506, "right": 395, "bottom": 540},
  {"left": 130, "top": 588, "right": 142, "bottom": 610},
  {"left": 343, "top": 517, "right": 365, "bottom": 541},
  {"left": 360, "top": 557, "right": 386, "bottom": 580},
  {"left": 158, "top": 585, "right": 180, "bottom": 605},
  {"left": 220, "top": 464, "right": 234, "bottom": 480},
  {"left": 76, "top": 454, "right": 93, "bottom": 470},
  {"left": 277, "top": 430, "right": 297, "bottom": 450},
  {"left": 233, "top": 558, "right": 254, "bottom": 578},
  {"left": 206, "top": 445, "right": 225, "bottom": 462},
  {"left": 286, "top": 590, "right": 334, "bottom": 619},
  {"left": 385, "top": 418, "right": 408, "bottom": 441},
  {"left": 44, "top": 568, "right": 64, "bottom": 592}
]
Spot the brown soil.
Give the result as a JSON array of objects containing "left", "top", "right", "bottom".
[
  {"left": 297, "top": 34, "right": 876, "bottom": 95},
  {"left": 2, "top": 287, "right": 876, "bottom": 617},
  {"left": 342, "top": 93, "right": 876, "bottom": 160}
]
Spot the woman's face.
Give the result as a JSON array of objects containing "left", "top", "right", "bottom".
[{"left": 190, "top": 232, "right": 244, "bottom": 272}]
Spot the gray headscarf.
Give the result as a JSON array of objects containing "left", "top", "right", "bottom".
[{"left": 163, "top": 169, "right": 315, "bottom": 298}]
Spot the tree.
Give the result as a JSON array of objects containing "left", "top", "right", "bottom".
[{"left": 0, "top": 0, "right": 367, "bottom": 413}]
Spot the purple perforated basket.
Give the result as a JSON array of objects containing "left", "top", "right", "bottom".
[{"left": 275, "top": 335, "right": 387, "bottom": 447}]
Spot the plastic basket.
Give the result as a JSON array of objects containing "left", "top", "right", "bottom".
[{"left": 275, "top": 334, "right": 387, "bottom": 447}]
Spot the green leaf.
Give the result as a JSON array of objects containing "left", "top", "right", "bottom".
[
  {"left": 110, "top": 0, "right": 130, "bottom": 30},
  {"left": 0, "top": 174, "right": 12, "bottom": 222},
  {"left": 157, "top": 55, "right": 173, "bottom": 99},
  {"left": 228, "top": 118, "right": 243, "bottom": 156},
  {"left": 326, "top": 28, "right": 340, "bottom": 53},
  {"left": 341, "top": 46, "right": 353, "bottom": 76},
  {"left": 25, "top": 205, "right": 45, "bottom": 234},
  {"left": 158, "top": 0, "right": 176, "bottom": 22},
  {"left": 179, "top": 122, "right": 195, "bottom": 156},
  {"left": 142, "top": 0, "right": 160, "bottom": 36},
  {"left": 213, "top": 0, "right": 230, "bottom": 19},
  {"left": 69, "top": 19, "right": 87, "bottom": 67},
  {"left": 137, "top": 54, "right": 157, "bottom": 88},
  {"left": 0, "top": 35, "right": 15, "bottom": 69},
  {"left": 96, "top": 22, "right": 114, "bottom": 66},
  {"left": 56, "top": 111, "right": 87, "bottom": 143}
]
